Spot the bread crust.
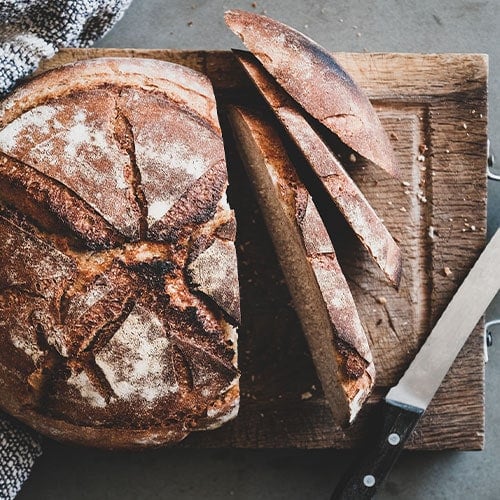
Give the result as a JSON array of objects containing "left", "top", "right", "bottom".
[
  {"left": 0, "top": 58, "right": 240, "bottom": 448},
  {"left": 225, "top": 9, "right": 399, "bottom": 178},
  {"left": 234, "top": 51, "right": 402, "bottom": 287},
  {"left": 228, "top": 106, "right": 375, "bottom": 425}
]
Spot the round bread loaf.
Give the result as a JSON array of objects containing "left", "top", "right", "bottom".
[{"left": 0, "top": 57, "right": 240, "bottom": 449}]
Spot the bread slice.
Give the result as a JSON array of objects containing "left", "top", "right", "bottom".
[
  {"left": 234, "top": 50, "right": 402, "bottom": 287},
  {"left": 228, "top": 106, "right": 375, "bottom": 425},
  {"left": 0, "top": 58, "right": 240, "bottom": 449},
  {"left": 225, "top": 9, "right": 399, "bottom": 178}
]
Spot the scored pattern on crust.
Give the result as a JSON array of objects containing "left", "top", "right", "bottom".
[{"left": 0, "top": 58, "right": 240, "bottom": 447}]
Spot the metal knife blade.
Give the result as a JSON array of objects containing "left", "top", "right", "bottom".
[
  {"left": 386, "top": 228, "right": 500, "bottom": 412},
  {"left": 332, "top": 228, "right": 500, "bottom": 499}
]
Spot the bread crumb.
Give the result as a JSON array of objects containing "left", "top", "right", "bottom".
[
  {"left": 301, "top": 391, "right": 313, "bottom": 400},
  {"left": 419, "top": 144, "right": 428, "bottom": 155},
  {"left": 417, "top": 154, "right": 425, "bottom": 162},
  {"left": 471, "top": 109, "right": 476, "bottom": 114},
  {"left": 428, "top": 226, "right": 436, "bottom": 239},
  {"left": 402, "top": 181, "right": 410, "bottom": 187},
  {"left": 471, "top": 225, "right": 477, "bottom": 231},
  {"left": 445, "top": 149, "right": 450, "bottom": 153},
  {"left": 376, "top": 296, "right": 387, "bottom": 305},
  {"left": 387, "top": 201, "right": 393, "bottom": 205},
  {"left": 349, "top": 153, "right": 357, "bottom": 163},
  {"left": 443, "top": 267, "right": 452, "bottom": 277},
  {"left": 463, "top": 123, "right": 468, "bottom": 130},
  {"left": 417, "top": 191, "right": 427, "bottom": 203}
]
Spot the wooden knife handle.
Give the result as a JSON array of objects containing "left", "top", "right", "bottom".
[{"left": 331, "top": 402, "right": 423, "bottom": 499}]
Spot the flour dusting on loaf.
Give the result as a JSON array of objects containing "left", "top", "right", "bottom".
[
  {"left": 67, "top": 370, "right": 107, "bottom": 409},
  {"left": 95, "top": 305, "right": 178, "bottom": 402},
  {"left": 0, "top": 90, "right": 136, "bottom": 237}
]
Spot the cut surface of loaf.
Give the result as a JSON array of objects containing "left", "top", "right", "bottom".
[
  {"left": 0, "top": 57, "right": 240, "bottom": 449},
  {"left": 228, "top": 106, "right": 375, "bottom": 425},
  {"left": 234, "top": 50, "right": 402, "bottom": 287}
]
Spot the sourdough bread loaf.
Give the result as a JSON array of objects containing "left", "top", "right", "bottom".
[
  {"left": 0, "top": 57, "right": 240, "bottom": 449},
  {"left": 228, "top": 106, "right": 375, "bottom": 425}
]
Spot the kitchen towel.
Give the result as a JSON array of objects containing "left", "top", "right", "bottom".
[
  {"left": 0, "top": 418, "right": 42, "bottom": 500},
  {"left": 0, "top": 3, "right": 133, "bottom": 497},
  {"left": 0, "top": 0, "right": 133, "bottom": 97}
]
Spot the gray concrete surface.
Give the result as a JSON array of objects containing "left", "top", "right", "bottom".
[{"left": 17, "top": 1, "right": 500, "bottom": 499}]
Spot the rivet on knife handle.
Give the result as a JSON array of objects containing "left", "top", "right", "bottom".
[{"left": 331, "top": 402, "right": 422, "bottom": 499}]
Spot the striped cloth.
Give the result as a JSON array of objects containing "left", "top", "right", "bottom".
[{"left": 0, "top": 2, "right": 133, "bottom": 496}]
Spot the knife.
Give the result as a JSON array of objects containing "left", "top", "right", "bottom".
[{"left": 332, "top": 228, "right": 500, "bottom": 499}]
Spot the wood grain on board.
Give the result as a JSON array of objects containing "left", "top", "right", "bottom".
[{"left": 37, "top": 49, "right": 488, "bottom": 450}]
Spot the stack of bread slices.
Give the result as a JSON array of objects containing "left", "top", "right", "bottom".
[{"left": 225, "top": 10, "right": 401, "bottom": 426}]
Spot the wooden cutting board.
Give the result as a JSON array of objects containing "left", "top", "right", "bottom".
[{"left": 39, "top": 49, "right": 488, "bottom": 450}]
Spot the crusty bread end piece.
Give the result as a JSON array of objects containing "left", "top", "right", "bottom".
[
  {"left": 228, "top": 106, "right": 375, "bottom": 425},
  {"left": 225, "top": 9, "right": 399, "bottom": 178}
]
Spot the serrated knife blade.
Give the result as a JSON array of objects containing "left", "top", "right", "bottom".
[{"left": 332, "top": 228, "right": 500, "bottom": 499}]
